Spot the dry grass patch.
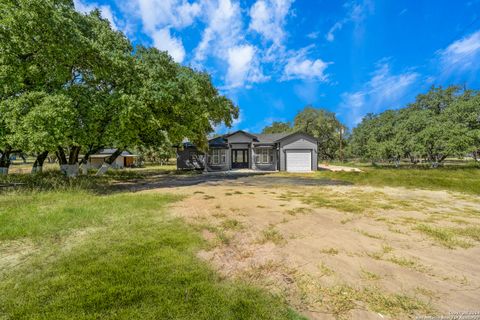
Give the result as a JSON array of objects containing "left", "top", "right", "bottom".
[
  {"left": 319, "top": 248, "right": 339, "bottom": 255},
  {"left": 415, "top": 224, "right": 474, "bottom": 249},
  {"left": 285, "top": 207, "right": 313, "bottom": 216},
  {"left": 318, "top": 262, "right": 335, "bottom": 277},
  {"left": 360, "top": 269, "right": 381, "bottom": 281},
  {"left": 221, "top": 218, "right": 244, "bottom": 230},
  {"left": 354, "top": 228, "right": 386, "bottom": 240},
  {"left": 289, "top": 188, "right": 422, "bottom": 215},
  {"left": 258, "top": 227, "right": 286, "bottom": 245},
  {"left": 212, "top": 212, "right": 226, "bottom": 218},
  {"left": 294, "top": 275, "right": 434, "bottom": 319},
  {"left": 168, "top": 184, "right": 480, "bottom": 319}
]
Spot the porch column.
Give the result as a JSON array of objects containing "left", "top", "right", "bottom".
[
  {"left": 250, "top": 143, "right": 253, "bottom": 169},
  {"left": 204, "top": 151, "right": 208, "bottom": 172},
  {"left": 228, "top": 144, "right": 232, "bottom": 170}
]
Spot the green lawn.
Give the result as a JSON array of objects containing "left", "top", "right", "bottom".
[
  {"left": 314, "top": 166, "right": 480, "bottom": 195},
  {"left": 0, "top": 190, "right": 303, "bottom": 319}
]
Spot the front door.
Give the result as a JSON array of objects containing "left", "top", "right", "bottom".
[{"left": 231, "top": 149, "right": 249, "bottom": 169}]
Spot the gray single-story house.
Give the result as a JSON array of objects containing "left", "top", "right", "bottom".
[{"left": 176, "top": 130, "right": 317, "bottom": 172}]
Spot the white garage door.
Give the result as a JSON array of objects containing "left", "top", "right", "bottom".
[{"left": 286, "top": 150, "right": 312, "bottom": 172}]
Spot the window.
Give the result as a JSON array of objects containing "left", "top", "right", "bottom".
[
  {"left": 254, "top": 148, "right": 273, "bottom": 164},
  {"left": 208, "top": 149, "right": 226, "bottom": 165}
]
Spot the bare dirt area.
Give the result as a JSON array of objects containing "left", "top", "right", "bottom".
[{"left": 148, "top": 181, "right": 480, "bottom": 320}]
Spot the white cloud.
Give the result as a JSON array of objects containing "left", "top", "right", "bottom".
[
  {"left": 136, "top": 0, "right": 201, "bottom": 31},
  {"left": 151, "top": 28, "right": 186, "bottom": 62},
  {"left": 325, "top": 0, "right": 373, "bottom": 42},
  {"left": 248, "top": 0, "right": 293, "bottom": 46},
  {"left": 339, "top": 62, "right": 419, "bottom": 125},
  {"left": 226, "top": 45, "right": 268, "bottom": 88},
  {"left": 284, "top": 58, "right": 329, "bottom": 81},
  {"left": 120, "top": 0, "right": 202, "bottom": 62},
  {"left": 193, "top": 0, "right": 268, "bottom": 89},
  {"left": 306, "top": 31, "right": 319, "bottom": 39},
  {"left": 437, "top": 29, "right": 480, "bottom": 79},
  {"left": 326, "top": 22, "right": 342, "bottom": 42},
  {"left": 74, "top": 0, "right": 119, "bottom": 30},
  {"left": 282, "top": 49, "right": 331, "bottom": 81},
  {"left": 194, "top": 0, "right": 243, "bottom": 62}
]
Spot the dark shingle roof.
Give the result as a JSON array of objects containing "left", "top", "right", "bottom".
[
  {"left": 253, "top": 132, "right": 291, "bottom": 144},
  {"left": 205, "top": 131, "right": 305, "bottom": 147}
]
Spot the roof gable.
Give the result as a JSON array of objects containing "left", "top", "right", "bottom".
[
  {"left": 225, "top": 130, "right": 258, "bottom": 143},
  {"left": 275, "top": 131, "right": 317, "bottom": 143}
]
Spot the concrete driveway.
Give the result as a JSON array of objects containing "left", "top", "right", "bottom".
[{"left": 112, "top": 171, "right": 352, "bottom": 192}]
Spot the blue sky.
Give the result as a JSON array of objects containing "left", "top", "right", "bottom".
[{"left": 73, "top": 0, "right": 480, "bottom": 132}]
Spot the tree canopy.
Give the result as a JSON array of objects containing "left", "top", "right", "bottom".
[
  {"left": 348, "top": 86, "right": 480, "bottom": 166},
  {"left": 262, "top": 121, "right": 292, "bottom": 134},
  {"left": 0, "top": 0, "right": 238, "bottom": 175},
  {"left": 260, "top": 106, "right": 347, "bottom": 161},
  {"left": 293, "top": 106, "right": 347, "bottom": 160}
]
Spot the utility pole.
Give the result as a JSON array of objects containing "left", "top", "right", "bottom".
[{"left": 339, "top": 127, "right": 344, "bottom": 162}]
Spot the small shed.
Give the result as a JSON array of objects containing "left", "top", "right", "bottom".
[
  {"left": 88, "top": 149, "right": 138, "bottom": 169},
  {"left": 175, "top": 142, "right": 205, "bottom": 170}
]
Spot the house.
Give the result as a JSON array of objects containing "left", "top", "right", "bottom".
[
  {"left": 88, "top": 149, "right": 138, "bottom": 169},
  {"left": 176, "top": 130, "right": 318, "bottom": 172}
]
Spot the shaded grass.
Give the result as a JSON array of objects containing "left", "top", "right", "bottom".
[
  {"left": 0, "top": 166, "right": 199, "bottom": 195},
  {"left": 0, "top": 191, "right": 304, "bottom": 320}
]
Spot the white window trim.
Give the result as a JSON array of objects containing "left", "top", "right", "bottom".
[
  {"left": 209, "top": 149, "right": 226, "bottom": 165},
  {"left": 255, "top": 148, "right": 273, "bottom": 164}
]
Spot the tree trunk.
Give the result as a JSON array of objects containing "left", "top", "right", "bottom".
[
  {"left": 394, "top": 158, "right": 400, "bottom": 168},
  {"left": 0, "top": 147, "right": 13, "bottom": 175},
  {"left": 439, "top": 154, "right": 448, "bottom": 163},
  {"left": 409, "top": 154, "right": 419, "bottom": 165},
  {"left": 56, "top": 146, "right": 68, "bottom": 165},
  {"left": 68, "top": 146, "right": 81, "bottom": 165},
  {"left": 96, "top": 148, "right": 124, "bottom": 176},
  {"left": 57, "top": 146, "right": 80, "bottom": 177},
  {"left": 79, "top": 146, "right": 103, "bottom": 175},
  {"left": 31, "top": 151, "right": 49, "bottom": 174}
]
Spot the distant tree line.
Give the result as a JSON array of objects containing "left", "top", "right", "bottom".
[
  {"left": 0, "top": 0, "right": 238, "bottom": 176},
  {"left": 347, "top": 86, "right": 480, "bottom": 167},
  {"left": 262, "top": 106, "right": 347, "bottom": 161},
  {"left": 262, "top": 85, "right": 480, "bottom": 167}
]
